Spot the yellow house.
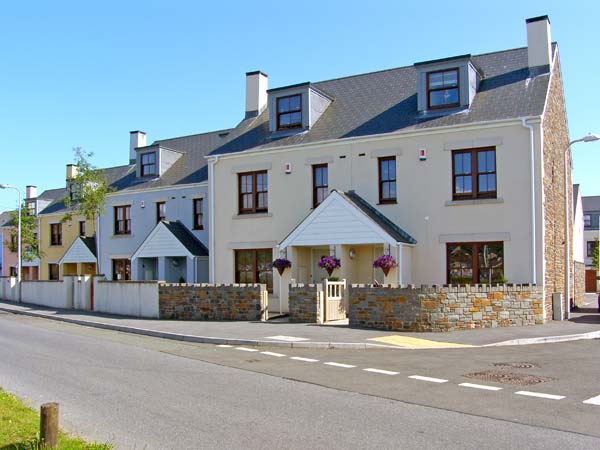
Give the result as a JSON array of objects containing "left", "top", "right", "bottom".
[{"left": 38, "top": 165, "right": 97, "bottom": 280}]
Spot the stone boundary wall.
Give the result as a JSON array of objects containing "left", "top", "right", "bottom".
[
  {"left": 158, "top": 283, "right": 268, "bottom": 321},
  {"left": 574, "top": 261, "right": 585, "bottom": 308},
  {"left": 289, "top": 284, "right": 323, "bottom": 323},
  {"left": 349, "top": 284, "right": 544, "bottom": 332}
]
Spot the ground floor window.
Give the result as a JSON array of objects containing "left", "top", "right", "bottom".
[
  {"left": 447, "top": 242, "right": 504, "bottom": 285},
  {"left": 9, "top": 267, "right": 17, "bottom": 277},
  {"left": 48, "top": 263, "right": 59, "bottom": 280},
  {"left": 112, "top": 259, "right": 131, "bottom": 281},
  {"left": 235, "top": 249, "right": 273, "bottom": 292}
]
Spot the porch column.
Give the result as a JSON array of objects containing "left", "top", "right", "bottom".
[
  {"left": 186, "top": 257, "right": 195, "bottom": 283},
  {"left": 157, "top": 257, "right": 166, "bottom": 282}
]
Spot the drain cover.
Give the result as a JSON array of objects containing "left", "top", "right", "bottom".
[
  {"left": 493, "top": 362, "right": 539, "bottom": 369},
  {"left": 464, "top": 370, "right": 554, "bottom": 386}
]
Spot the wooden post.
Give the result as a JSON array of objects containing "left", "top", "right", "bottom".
[{"left": 40, "top": 402, "right": 59, "bottom": 448}]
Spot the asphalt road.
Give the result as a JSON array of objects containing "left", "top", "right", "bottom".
[{"left": 1, "top": 311, "right": 599, "bottom": 450}]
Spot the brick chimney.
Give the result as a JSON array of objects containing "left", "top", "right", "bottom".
[
  {"left": 526, "top": 15, "right": 552, "bottom": 71},
  {"left": 130, "top": 130, "right": 147, "bottom": 163},
  {"left": 245, "top": 71, "right": 268, "bottom": 118}
]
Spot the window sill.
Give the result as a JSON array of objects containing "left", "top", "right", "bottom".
[
  {"left": 112, "top": 233, "right": 133, "bottom": 238},
  {"left": 445, "top": 197, "right": 504, "bottom": 207},
  {"left": 233, "top": 213, "right": 272, "bottom": 220},
  {"left": 377, "top": 200, "right": 397, "bottom": 205},
  {"left": 193, "top": 226, "right": 204, "bottom": 231}
]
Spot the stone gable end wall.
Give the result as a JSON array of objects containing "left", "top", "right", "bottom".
[
  {"left": 348, "top": 284, "right": 544, "bottom": 332},
  {"left": 542, "top": 55, "right": 571, "bottom": 318},
  {"left": 158, "top": 283, "right": 267, "bottom": 321}
]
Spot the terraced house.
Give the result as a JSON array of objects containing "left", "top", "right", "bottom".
[{"left": 206, "top": 15, "right": 576, "bottom": 318}]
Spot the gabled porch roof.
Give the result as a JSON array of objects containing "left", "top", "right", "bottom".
[
  {"left": 58, "top": 237, "right": 97, "bottom": 265},
  {"left": 279, "top": 190, "right": 416, "bottom": 249},
  {"left": 131, "top": 220, "right": 208, "bottom": 260}
]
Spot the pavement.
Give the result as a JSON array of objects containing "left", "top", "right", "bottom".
[
  {"left": 3, "top": 313, "right": 599, "bottom": 449},
  {"left": 1, "top": 293, "right": 599, "bottom": 349}
]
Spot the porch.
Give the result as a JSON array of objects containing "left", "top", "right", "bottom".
[{"left": 275, "top": 190, "right": 416, "bottom": 319}]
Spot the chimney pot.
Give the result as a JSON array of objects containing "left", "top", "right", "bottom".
[
  {"left": 526, "top": 15, "right": 552, "bottom": 71},
  {"left": 130, "top": 130, "right": 147, "bottom": 163},
  {"left": 245, "top": 71, "right": 268, "bottom": 118}
]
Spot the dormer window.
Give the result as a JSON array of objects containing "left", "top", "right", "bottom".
[
  {"left": 427, "top": 68, "right": 459, "bottom": 109},
  {"left": 140, "top": 152, "right": 157, "bottom": 177},
  {"left": 277, "top": 94, "right": 302, "bottom": 130}
]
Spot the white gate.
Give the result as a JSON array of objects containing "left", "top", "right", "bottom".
[{"left": 324, "top": 279, "right": 346, "bottom": 321}]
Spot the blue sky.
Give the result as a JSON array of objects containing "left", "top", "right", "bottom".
[{"left": 1, "top": 0, "right": 599, "bottom": 211}]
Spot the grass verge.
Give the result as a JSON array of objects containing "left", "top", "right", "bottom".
[{"left": 0, "top": 388, "right": 112, "bottom": 450}]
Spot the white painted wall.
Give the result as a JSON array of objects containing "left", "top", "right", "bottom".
[
  {"left": 73, "top": 275, "right": 92, "bottom": 310},
  {"left": 212, "top": 122, "right": 543, "bottom": 296},
  {"left": 21, "top": 277, "right": 74, "bottom": 309},
  {"left": 0, "top": 277, "right": 19, "bottom": 301},
  {"left": 93, "top": 278, "right": 159, "bottom": 318}
]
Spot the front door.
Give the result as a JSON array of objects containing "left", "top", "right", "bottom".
[{"left": 586, "top": 270, "right": 598, "bottom": 293}]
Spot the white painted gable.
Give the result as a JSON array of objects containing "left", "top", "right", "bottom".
[
  {"left": 279, "top": 191, "right": 398, "bottom": 248},
  {"left": 131, "top": 222, "right": 193, "bottom": 259},
  {"left": 59, "top": 238, "right": 96, "bottom": 264}
]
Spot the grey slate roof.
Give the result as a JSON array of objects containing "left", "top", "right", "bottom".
[
  {"left": 583, "top": 196, "right": 600, "bottom": 212},
  {"left": 341, "top": 190, "right": 417, "bottom": 245},
  {"left": 38, "top": 188, "right": 67, "bottom": 201},
  {"left": 210, "top": 45, "right": 554, "bottom": 156},
  {"left": 81, "top": 236, "right": 97, "bottom": 258},
  {"left": 162, "top": 220, "right": 209, "bottom": 256}
]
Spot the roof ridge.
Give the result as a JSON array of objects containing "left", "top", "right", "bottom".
[
  {"left": 154, "top": 127, "right": 234, "bottom": 144},
  {"left": 314, "top": 46, "right": 528, "bottom": 86}
]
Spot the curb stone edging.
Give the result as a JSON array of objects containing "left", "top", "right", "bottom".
[
  {"left": 0, "top": 306, "right": 395, "bottom": 350},
  {"left": 1, "top": 304, "right": 598, "bottom": 349}
]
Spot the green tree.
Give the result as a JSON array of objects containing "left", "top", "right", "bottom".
[
  {"left": 4, "top": 203, "right": 42, "bottom": 262},
  {"left": 593, "top": 239, "right": 599, "bottom": 271},
  {"left": 62, "top": 148, "right": 112, "bottom": 224}
]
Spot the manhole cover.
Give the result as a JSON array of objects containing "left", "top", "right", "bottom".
[
  {"left": 464, "top": 370, "right": 554, "bottom": 386},
  {"left": 493, "top": 362, "right": 539, "bottom": 369}
]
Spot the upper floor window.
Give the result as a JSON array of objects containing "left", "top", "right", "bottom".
[
  {"left": 584, "top": 215, "right": 592, "bottom": 227},
  {"left": 9, "top": 234, "right": 17, "bottom": 251},
  {"left": 156, "top": 201, "right": 166, "bottom": 223},
  {"left": 452, "top": 148, "right": 496, "bottom": 200},
  {"left": 588, "top": 240, "right": 598, "bottom": 258},
  {"left": 427, "top": 68, "right": 459, "bottom": 109},
  {"left": 140, "top": 152, "right": 157, "bottom": 177},
  {"left": 238, "top": 171, "right": 268, "bottom": 214},
  {"left": 277, "top": 94, "right": 302, "bottom": 130},
  {"left": 193, "top": 198, "right": 204, "bottom": 230},
  {"left": 27, "top": 201, "right": 36, "bottom": 214},
  {"left": 50, "top": 223, "right": 62, "bottom": 246},
  {"left": 79, "top": 220, "right": 86, "bottom": 237},
  {"left": 312, "top": 164, "right": 329, "bottom": 208},
  {"left": 378, "top": 157, "right": 397, "bottom": 204},
  {"left": 114, "top": 205, "right": 131, "bottom": 235}
]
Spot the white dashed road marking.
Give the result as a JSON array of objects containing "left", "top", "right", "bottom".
[
  {"left": 583, "top": 395, "right": 600, "bottom": 406},
  {"left": 290, "top": 357, "right": 319, "bottom": 362},
  {"left": 235, "top": 347, "right": 259, "bottom": 352},
  {"left": 459, "top": 382, "right": 502, "bottom": 391},
  {"left": 217, "top": 344, "right": 233, "bottom": 348},
  {"left": 515, "top": 391, "right": 565, "bottom": 400},
  {"left": 261, "top": 351, "right": 286, "bottom": 357},
  {"left": 324, "top": 362, "right": 356, "bottom": 368},
  {"left": 363, "top": 368, "right": 399, "bottom": 375},
  {"left": 409, "top": 375, "right": 448, "bottom": 383}
]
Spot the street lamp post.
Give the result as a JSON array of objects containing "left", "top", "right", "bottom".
[
  {"left": 564, "top": 134, "right": 599, "bottom": 319},
  {"left": 0, "top": 184, "right": 22, "bottom": 291}
]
